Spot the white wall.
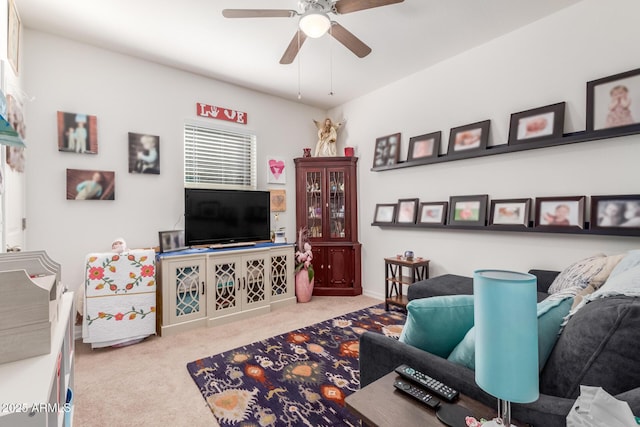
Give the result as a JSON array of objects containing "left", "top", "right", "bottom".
[
  {"left": 329, "top": 0, "right": 640, "bottom": 299},
  {"left": 23, "top": 30, "right": 324, "bottom": 290}
]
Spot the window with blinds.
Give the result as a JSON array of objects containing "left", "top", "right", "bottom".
[{"left": 184, "top": 122, "right": 257, "bottom": 189}]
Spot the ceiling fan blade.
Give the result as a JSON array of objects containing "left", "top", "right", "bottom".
[
  {"left": 329, "top": 22, "right": 372, "bottom": 58},
  {"left": 335, "top": 0, "right": 404, "bottom": 14},
  {"left": 222, "top": 9, "right": 297, "bottom": 18},
  {"left": 280, "top": 30, "right": 308, "bottom": 64}
]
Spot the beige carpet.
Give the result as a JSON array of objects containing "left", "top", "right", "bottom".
[{"left": 73, "top": 295, "right": 381, "bottom": 426}]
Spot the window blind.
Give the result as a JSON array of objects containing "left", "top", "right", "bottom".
[{"left": 184, "top": 123, "right": 257, "bottom": 189}]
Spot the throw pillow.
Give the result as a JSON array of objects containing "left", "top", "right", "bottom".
[
  {"left": 547, "top": 253, "right": 623, "bottom": 296},
  {"left": 447, "top": 297, "right": 573, "bottom": 371},
  {"left": 399, "top": 295, "right": 474, "bottom": 358},
  {"left": 586, "top": 263, "right": 640, "bottom": 300},
  {"left": 608, "top": 249, "right": 640, "bottom": 278}
]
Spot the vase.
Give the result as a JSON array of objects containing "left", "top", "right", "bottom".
[{"left": 295, "top": 269, "right": 314, "bottom": 303}]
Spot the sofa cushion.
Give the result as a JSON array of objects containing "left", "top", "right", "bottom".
[
  {"left": 448, "top": 297, "right": 573, "bottom": 371},
  {"left": 399, "top": 295, "right": 474, "bottom": 358},
  {"left": 540, "top": 296, "right": 640, "bottom": 399},
  {"left": 547, "top": 254, "right": 623, "bottom": 296}
]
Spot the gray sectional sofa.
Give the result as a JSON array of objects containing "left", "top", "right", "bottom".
[{"left": 359, "top": 270, "right": 640, "bottom": 426}]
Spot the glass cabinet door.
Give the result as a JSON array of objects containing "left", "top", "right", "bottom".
[
  {"left": 305, "top": 170, "right": 323, "bottom": 238},
  {"left": 328, "top": 169, "right": 346, "bottom": 239}
]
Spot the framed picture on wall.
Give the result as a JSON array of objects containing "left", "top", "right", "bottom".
[
  {"left": 373, "top": 204, "right": 397, "bottom": 224},
  {"left": 66, "top": 168, "right": 115, "bottom": 200},
  {"left": 7, "top": 0, "right": 20, "bottom": 75},
  {"left": 407, "top": 131, "right": 441, "bottom": 162},
  {"left": 418, "top": 202, "right": 448, "bottom": 225},
  {"left": 590, "top": 194, "right": 640, "bottom": 231},
  {"left": 267, "top": 156, "right": 286, "bottom": 184},
  {"left": 508, "top": 102, "right": 565, "bottom": 145},
  {"left": 395, "top": 198, "right": 419, "bottom": 224},
  {"left": 587, "top": 67, "right": 640, "bottom": 131},
  {"left": 489, "top": 198, "right": 531, "bottom": 227},
  {"left": 372, "top": 133, "right": 401, "bottom": 168},
  {"left": 535, "top": 196, "right": 585, "bottom": 229},
  {"left": 448, "top": 194, "right": 488, "bottom": 226},
  {"left": 57, "top": 111, "right": 99, "bottom": 154},
  {"left": 128, "top": 132, "right": 160, "bottom": 174},
  {"left": 447, "top": 120, "right": 490, "bottom": 154}
]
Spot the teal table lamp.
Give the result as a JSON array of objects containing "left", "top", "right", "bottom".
[{"left": 474, "top": 269, "right": 539, "bottom": 427}]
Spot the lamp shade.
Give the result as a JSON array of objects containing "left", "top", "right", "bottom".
[
  {"left": 299, "top": 10, "right": 331, "bottom": 38},
  {"left": 474, "top": 269, "right": 539, "bottom": 404}
]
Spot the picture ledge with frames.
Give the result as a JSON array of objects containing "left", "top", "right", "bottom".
[
  {"left": 372, "top": 194, "right": 640, "bottom": 238},
  {"left": 371, "top": 123, "right": 640, "bottom": 171}
]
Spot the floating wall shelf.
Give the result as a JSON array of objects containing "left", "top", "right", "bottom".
[
  {"left": 371, "top": 123, "right": 640, "bottom": 171},
  {"left": 371, "top": 221, "right": 640, "bottom": 238}
]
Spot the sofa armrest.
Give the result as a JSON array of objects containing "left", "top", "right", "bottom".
[
  {"left": 359, "top": 332, "right": 488, "bottom": 403},
  {"left": 528, "top": 269, "right": 559, "bottom": 294},
  {"left": 359, "top": 332, "right": 577, "bottom": 426}
]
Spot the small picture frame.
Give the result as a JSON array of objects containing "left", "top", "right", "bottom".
[
  {"left": 535, "top": 196, "right": 585, "bottom": 229},
  {"left": 418, "top": 202, "right": 448, "bottom": 225},
  {"left": 270, "top": 189, "right": 286, "bottom": 212},
  {"left": 395, "top": 198, "right": 419, "bottom": 224},
  {"left": 373, "top": 204, "right": 397, "bottom": 224},
  {"left": 508, "top": 102, "right": 565, "bottom": 145},
  {"left": 489, "top": 198, "right": 531, "bottom": 227},
  {"left": 448, "top": 120, "right": 490, "bottom": 154},
  {"left": 586, "top": 67, "right": 640, "bottom": 131},
  {"left": 448, "top": 195, "right": 488, "bottom": 227},
  {"left": 407, "top": 132, "right": 441, "bottom": 162},
  {"left": 590, "top": 194, "right": 640, "bottom": 231},
  {"left": 372, "top": 132, "right": 401, "bottom": 168},
  {"left": 159, "top": 230, "right": 187, "bottom": 253}
]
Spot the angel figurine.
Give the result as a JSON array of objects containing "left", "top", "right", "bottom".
[{"left": 313, "top": 118, "right": 344, "bottom": 157}]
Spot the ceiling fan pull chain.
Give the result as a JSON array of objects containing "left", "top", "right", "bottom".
[
  {"left": 297, "top": 31, "right": 302, "bottom": 100},
  {"left": 329, "top": 24, "right": 334, "bottom": 96}
]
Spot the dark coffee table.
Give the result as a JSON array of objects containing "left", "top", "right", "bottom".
[{"left": 345, "top": 372, "right": 526, "bottom": 427}]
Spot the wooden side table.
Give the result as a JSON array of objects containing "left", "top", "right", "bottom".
[
  {"left": 345, "top": 372, "right": 527, "bottom": 427},
  {"left": 384, "top": 256, "right": 430, "bottom": 310}
]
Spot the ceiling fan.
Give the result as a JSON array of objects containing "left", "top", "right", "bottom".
[{"left": 222, "top": 0, "right": 404, "bottom": 64}]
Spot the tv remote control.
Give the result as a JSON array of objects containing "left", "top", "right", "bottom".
[
  {"left": 393, "top": 379, "right": 441, "bottom": 409},
  {"left": 395, "top": 364, "right": 459, "bottom": 401}
]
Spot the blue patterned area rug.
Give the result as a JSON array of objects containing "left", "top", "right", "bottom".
[{"left": 186, "top": 303, "right": 406, "bottom": 427}]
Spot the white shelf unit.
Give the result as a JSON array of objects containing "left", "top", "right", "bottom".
[
  {"left": 158, "top": 244, "right": 296, "bottom": 336},
  {"left": 0, "top": 292, "right": 75, "bottom": 427}
]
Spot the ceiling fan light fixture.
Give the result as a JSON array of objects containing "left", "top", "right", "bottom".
[{"left": 299, "top": 10, "right": 331, "bottom": 38}]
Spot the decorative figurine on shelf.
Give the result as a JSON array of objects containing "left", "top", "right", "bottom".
[{"left": 313, "top": 117, "right": 344, "bottom": 157}]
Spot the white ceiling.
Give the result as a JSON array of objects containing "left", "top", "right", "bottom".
[{"left": 14, "top": 0, "right": 581, "bottom": 110}]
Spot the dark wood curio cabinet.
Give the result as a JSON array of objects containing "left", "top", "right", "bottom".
[{"left": 294, "top": 156, "right": 362, "bottom": 296}]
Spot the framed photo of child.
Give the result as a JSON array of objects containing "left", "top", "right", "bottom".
[
  {"left": 448, "top": 194, "right": 488, "bottom": 227},
  {"left": 508, "top": 102, "right": 565, "bottom": 145},
  {"left": 407, "top": 132, "right": 441, "bottom": 162},
  {"left": 447, "top": 120, "right": 490, "bottom": 155},
  {"left": 535, "top": 196, "right": 585, "bottom": 229},
  {"left": 418, "top": 202, "right": 448, "bottom": 225},
  {"left": 590, "top": 194, "right": 640, "bottom": 233},
  {"left": 586, "top": 67, "right": 640, "bottom": 131},
  {"left": 129, "top": 132, "right": 160, "bottom": 174},
  {"left": 66, "top": 168, "right": 115, "bottom": 200}
]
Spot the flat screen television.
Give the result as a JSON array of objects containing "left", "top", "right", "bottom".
[{"left": 184, "top": 188, "right": 271, "bottom": 246}]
